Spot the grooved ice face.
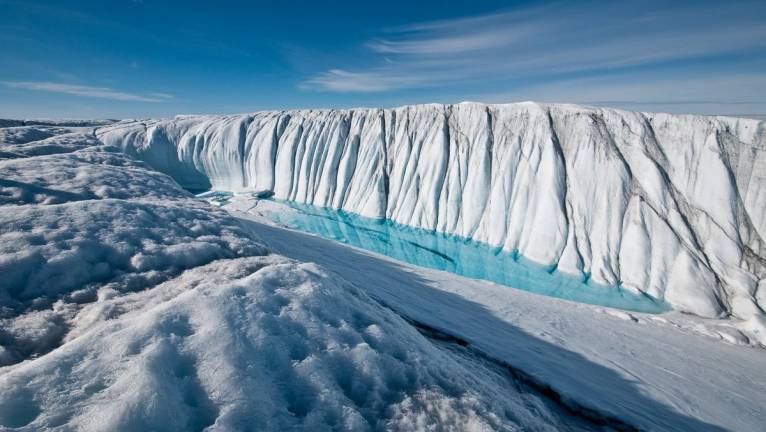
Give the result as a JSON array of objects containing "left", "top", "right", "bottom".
[{"left": 97, "top": 103, "right": 766, "bottom": 319}]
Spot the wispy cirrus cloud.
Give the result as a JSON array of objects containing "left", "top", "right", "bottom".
[
  {"left": 301, "top": 69, "right": 429, "bottom": 93},
  {"left": 302, "top": 1, "right": 766, "bottom": 95},
  {"left": 1, "top": 81, "right": 173, "bottom": 102}
]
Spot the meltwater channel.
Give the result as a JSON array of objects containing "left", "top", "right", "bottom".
[{"left": 201, "top": 192, "right": 670, "bottom": 314}]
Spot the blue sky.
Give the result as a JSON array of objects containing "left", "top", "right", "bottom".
[{"left": 1, "top": 0, "right": 765, "bottom": 118}]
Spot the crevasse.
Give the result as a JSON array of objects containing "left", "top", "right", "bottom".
[{"left": 97, "top": 102, "right": 766, "bottom": 319}]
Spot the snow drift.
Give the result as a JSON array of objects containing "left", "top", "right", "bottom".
[
  {"left": 0, "top": 128, "right": 267, "bottom": 366},
  {"left": 1, "top": 256, "right": 594, "bottom": 431},
  {"left": 98, "top": 102, "right": 766, "bottom": 319}
]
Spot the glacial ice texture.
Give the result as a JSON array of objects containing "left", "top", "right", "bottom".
[
  {"left": 259, "top": 199, "right": 669, "bottom": 314},
  {"left": 97, "top": 103, "right": 766, "bottom": 319}
]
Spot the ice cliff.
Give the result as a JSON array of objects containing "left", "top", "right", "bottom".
[{"left": 97, "top": 102, "right": 766, "bottom": 319}]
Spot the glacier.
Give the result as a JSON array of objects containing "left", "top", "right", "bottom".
[
  {"left": 98, "top": 102, "right": 766, "bottom": 320},
  {"left": 3, "top": 115, "right": 766, "bottom": 431}
]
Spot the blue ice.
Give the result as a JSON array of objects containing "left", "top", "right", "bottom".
[{"left": 261, "top": 200, "right": 670, "bottom": 314}]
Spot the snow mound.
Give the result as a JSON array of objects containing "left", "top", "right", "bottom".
[
  {"left": 97, "top": 103, "right": 766, "bottom": 319},
  {"left": 0, "top": 148, "right": 192, "bottom": 205},
  {"left": 0, "top": 130, "right": 103, "bottom": 159},
  {"left": 0, "top": 256, "right": 585, "bottom": 431},
  {"left": 0, "top": 129, "right": 267, "bottom": 366},
  {"left": 0, "top": 198, "right": 265, "bottom": 307}
]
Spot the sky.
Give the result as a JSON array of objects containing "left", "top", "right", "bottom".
[{"left": 1, "top": 0, "right": 765, "bottom": 119}]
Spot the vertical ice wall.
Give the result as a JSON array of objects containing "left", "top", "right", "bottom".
[{"left": 97, "top": 102, "right": 766, "bottom": 319}]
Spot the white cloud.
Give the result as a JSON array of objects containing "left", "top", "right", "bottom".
[
  {"left": 302, "top": 0, "right": 766, "bottom": 97},
  {"left": 147, "top": 92, "right": 174, "bottom": 100},
  {"left": 367, "top": 27, "right": 529, "bottom": 56},
  {"left": 1, "top": 81, "right": 173, "bottom": 102},
  {"left": 301, "top": 69, "right": 428, "bottom": 93}
]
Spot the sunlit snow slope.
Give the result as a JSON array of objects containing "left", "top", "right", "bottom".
[{"left": 98, "top": 102, "right": 766, "bottom": 319}]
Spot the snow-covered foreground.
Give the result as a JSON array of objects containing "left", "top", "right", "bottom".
[
  {"left": 4, "top": 254, "right": 602, "bottom": 431},
  {"left": 1, "top": 117, "right": 765, "bottom": 431}
]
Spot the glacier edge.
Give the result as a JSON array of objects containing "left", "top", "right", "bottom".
[{"left": 96, "top": 102, "right": 766, "bottom": 320}]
